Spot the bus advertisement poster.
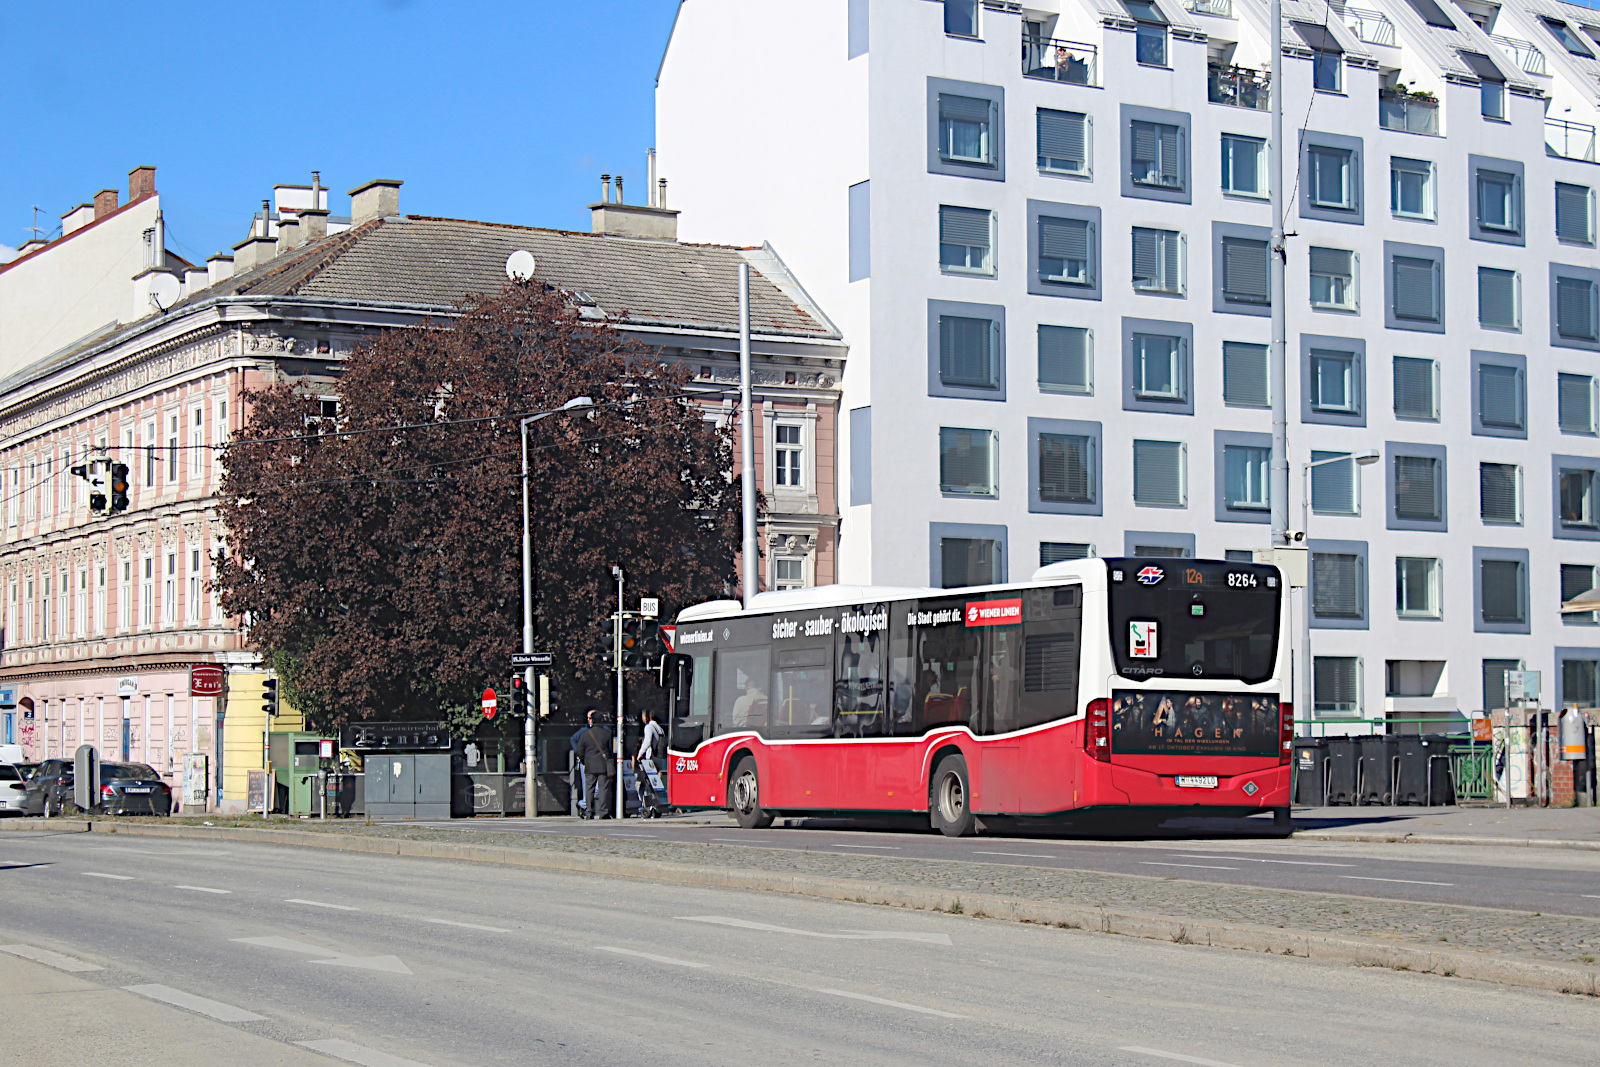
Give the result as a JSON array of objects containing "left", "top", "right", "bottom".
[{"left": 1111, "top": 690, "right": 1278, "bottom": 757}]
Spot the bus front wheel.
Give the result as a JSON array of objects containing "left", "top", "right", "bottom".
[
  {"left": 729, "top": 756, "right": 773, "bottom": 830},
  {"left": 930, "top": 755, "right": 975, "bottom": 838}
]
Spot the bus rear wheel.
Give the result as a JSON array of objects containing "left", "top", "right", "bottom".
[
  {"left": 930, "top": 754, "right": 975, "bottom": 838},
  {"left": 729, "top": 756, "right": 773, "bottom": 830}
]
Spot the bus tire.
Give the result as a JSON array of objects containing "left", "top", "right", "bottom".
[
  {"left": 930, "top": 754, "right": 975, "bottom": 838},
  {"left": 729, "top": 756, "right": 773, "bottom": 830}
]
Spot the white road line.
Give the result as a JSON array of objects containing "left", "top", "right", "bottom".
[
  {"left": 286, "top": 898, "right": 359, "bottom": 910},
  {"left": 973, "top": 851, "right": 1055, "bottom": 859},
  {"left": 1340, "top": 875, "right": 1454, "bottom": 887},
  {"left": 596, "top": 946, "right": 710, "bottom": 968},
  {"left": 1121, "top": 1045, "right": 1248, "bottom": 1067},
  {"left": 1141, "top": 862, "right": 1239, "bottom": 871},
  {"left": 1172, "top": 855, "right": 1357, "bottom": 868},
  {"left": 816, "top": 988, "right": 965, "bottom": 1019},
  {"left": 417, "top": 917, "right": 512, "bottom": 933},
  {"left": 83, "top": 872, "right": 134, "bottom": 880},
  {"left": 233, "top": 936, "right": 338, "bottom": 956},
  {"left": 678, "top": 916, "right": 952, "bottom": 944},
  {"left": 828, "top": 843, "right": 900, "bottom": 850},
  {"left": 174, "top": 885, "right": 231, "bottom": 894},
  {"left": 295, "top": 1039, "right": 435, "bottom": 1067},
  {"left": 711, "top": 837, "right": 759, "bottom": 843},
  {"left": 0, "top": 944, "right": 103, "bottom": 972},
  {"left": 606, "top": 834, "right": 660, "bottom": 839},
  {"left": 124, "top": 984, "right": 266, "bottom": 1022},
  {"left": 1583, "top": 894, "right": 1600, "bottom": 899}
]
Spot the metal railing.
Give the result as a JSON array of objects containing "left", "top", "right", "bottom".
[
  {"left": 1022, "top": 33, "right": 1099, "bottom": 86},
  {"left": 1547, "top": 117, "right": 1598, "bottom": 162},
  {"left": 1208, "top": 64, "right": 1270, "bottom": 109},
  {"left": 1379, "top": 92, "right": 1440, "bottom": 134},
  {"left": 1343, "top": 7, "right": 1396, "bottom": 46},
  {"left": 1450, "top": 745, "right": 1494, "bottom": 800},
  {"left": 1490, "top": 33, "right": 1547, "bottom": 74},
  {"left": 1186, "top": 0, "right": 1232, "bottom": 16}
]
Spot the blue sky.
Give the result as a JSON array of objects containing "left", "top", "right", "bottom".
[{"left": 0, "top": 0, "right": 682, "bottom": 263}]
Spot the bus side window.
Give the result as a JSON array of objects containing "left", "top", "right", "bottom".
[
  {"left": 1020, "top": 585, "right": 1083, "bottom": 729},
  {"left": 715, "top": 648, "right": 771, "bottom": 736},
  {"left": 670, "top": 654, "right": 712, "bottom": 751},
  {"left": 913, "top": 606, "right": 982, "bottom": 733},
  {"left": 981, "top": 627, "right": 1023, "bottom": 735},
  {"left": 834, "top": 629, "right": 887, "bottom": 737},
  {"left": 772, "top": 646, "right": 832, "bottom": 738}
]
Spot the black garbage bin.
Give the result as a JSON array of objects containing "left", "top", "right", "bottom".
[
  {"left": 1293, "top": 738, "right": 1329, "bottom": 806},
  {"left": 1393, "top": 737, "right": 1426, "bottom": 805},
  {"left": 1359, "top": 736, "right": 1400, "bottom": 805},
  {"left": 1420, "top": 734, "right": 1456, "bottom": 805},
  {"left": 1326, "top": 738, "right": 1360, "bottom": 805}
]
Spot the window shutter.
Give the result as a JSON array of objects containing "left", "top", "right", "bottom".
[
  {"left": 1478, "top": 364, "right": 1522, "bottom": 428},
  {"left": 1223, "top": 342, "right": 1269, "bottom": 407},
  {"left": 1480, "top": 463, "right": 1520, "bottom": 523},
  {"left": 1314, "top": 657, "right": 1360, "bottom": 711},
  {"left": 940, "top": 94, "right": 991, "bottom": 124},
  {"left": 1557, "top": 183, "right": 1592, "bottom": 243},
  {"left": 1557, "top": 277, "right": 1598, "bottom": 340},
  {"left": 1132, "top": 440, "right": 1183, "bottom": 505},
  {"left": 1038, "top": 110, "right": 1087, "bottom": 168},
  {"left": 1222, "top": 237, "right": 1270, "bottom": 302},
  {"left": 1131, "top": 228, "right": 1159, "bottom": 284},
  {"left": 1478, "top": 268, "right": 1517, "bottom": 328},
  {"left": 1158, "top": 126, "right": 1181, "bottom": 184},
  {"left": 1394, "top": 455, "right": 1441, "bottom": 521},
  {"left": 1039, "top": 433, "right": 1092, "bottom": 503},
  {"left": 939, "top": 206, "right": 991, "bottom": 249},
  {"left": 1310, "top": 451, "right": 1355, "bottom": 514},
  {"left": 1313, "top": 554, "right": 1361, "bottom": 617},
  {"left": 1040, "top": 216, "right": 1089, "bottom": 261},
  {"left": 1309, "top": 246, "right": 1351, "bottom": 278},
  {"left": 1038, "top": 325, "right": 1090, "bottom": 391},
  {"left": 1559, "top": 374, "right": 1595, "bottom": 433},
  {"left": 1133, "top": 543, "right": 1190, "bottom": 558},
  {"left": 1041, "top": 542, "right": 1092, "bottom": 564},
  {"left": 1562, "top": 563, "right": 1596, "bottom": 604},
  {"left": 1393, "top": 357, "right": 1435, "bottom": 419},
  {"left": 1392, "top": 256, "right": 1438, "bottom": 321},
  {"left": 1481, "top": 559, "right": 1523, "bottom": 623},
  {"left": 1162, "top": 231, "right": 1181, "bottom": 291},
  {"left": 939, "top": 315, "right": 995, "bottom": 387},
  {"left": 940, "top": 428, "right": 994, "bottom": 493},
  {"left": 1131, "top": 122, "right": 1158, "bottom": 166}
]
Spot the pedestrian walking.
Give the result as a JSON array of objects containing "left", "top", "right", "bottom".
[
  {"left": 568, "top": 726, "right": 588, "bottom": 817},
  {"left": 573, "top": 707, "right": 615, "bottom": 819},
  {"left": 633, "top": 708, "right": 667, "bottom": 817}
]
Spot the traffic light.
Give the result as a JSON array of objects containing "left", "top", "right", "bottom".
[
  {"left": 638, "top": 620, "right": 664, "bottom": 660},
  {"left": 598, "top": 617, "right": 616, "bottom": 661},
  {"left": 88, "top": 462, "right": 107, "bottom": 513},
  {"left": 620, "top": 619, "right": 647, "bottom": 670},
  {"left": 262, "top": 677, "right": 279, "bottom": 718},
  {"left": 109, "top": 463, "right": 130, "bottom": 514},
  {"left": 508, "top": 675, "right": 528, "bottom": 717}
]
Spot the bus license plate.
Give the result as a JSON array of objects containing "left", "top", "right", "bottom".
[{"left": 1174, "top": 776, "right": 1218, "bottom": 789}]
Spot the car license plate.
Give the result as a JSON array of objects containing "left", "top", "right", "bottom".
[
  {"left": 1175, "top": 775, "right": 1218, "bottom": 789},
  {"left": 125, "top": 787, "right": 152, "bottom": 794}
]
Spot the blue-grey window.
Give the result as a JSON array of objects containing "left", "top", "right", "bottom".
[
  {"left": 1293, "top": 22, "right": 1345, "bottom": 88},
  {"left": 1474, "top": 547, "right": 1530, "bottom": 633},
  {"left": 1124, "top": 531, "right": 1195, "bottom": 558},
  {"left": 1213, "top": 222, "right": 1271, "bottom": 316},
  {"left": 1460, "top": 52, "right": 1507, "bottom": 119},
  {"left": 1132, "top": 440, "right": 1186, "bottom": 507},
  {"left": 1393, "top": 356, "right": 1437, "bottom": 420},
  {"left": 1554, "top": 455, "right": 1600, "bottom": 541},
  {"left": 1562, "top": 567, "right": 1598, "bottom": 624},
  {"left": 1127, "top": 0, "right": 1169, "bottom": 65},
  {"left": 1311, "top": 451, "right": 1359, "bottom": 516},
  {"left": 1028, "top": 200, "right": 1100, "bottom": 300},
  {"left": 1551, "top": 264, "right": 1600, "bottom": 350},
  {"left": 1544, "top": 16, "right": 1594, "bottom": 57},
  {"left": 1221, "top": 134, "right": 1267, "bottom": 199},
  {"left": 848, "top": 180, "right": 870, "bottom": 282},
  {"left": 1121, "top": 104, "right": 1191, "bottom": 204},
  {"left": 1038, "top": 325, "right": 1092, "bottom": 394},
  {"left": 939, "top": 427, "right": 997, "bottom": 497},
  {"left": 1390, "top": 157, "right": 1435, "bottom": 220},
  {"left": 927, "top": 300, "right": 1006, "bottom": 401},
  {"left": 1310, "top": 539, "right": 1368, "bottom": 629},
  {"left": 1471, "top": 351, "right": 1526, "bottom": 438},
  {"left": 848, "top": 0, "right": 869, "bottom": 57},
  {"left": 1384, "top": 241, "right": 1444, "bottom": 333},
  {"left": 1223, "top": 341, "right": 1269, "bottom": 408},
  {"left": 1557, "top": 183, "right": 1594, "bottom": 245},
  {"left": 849, "top": 406, "right": 871, "bottom": 506},
  {"left": 1560, "top": 374, "right": 1597, "bottom": 435},
  {"left": 1214, "top": 430, "right": 1272, "bottom": 523},
  {"left": 1042, "top": 542, "right": 1094, "bottom": 565},
  {"left": 1387, "top": 442, "right": 1448, "bottom": 532},
  {"left": 1301, "top": 336, "right": 1365, "bottom": 426},
  {"left": 1300, "top": 132, "right": 1363, "bottom": 225},
  {"left": 939, "top": 205, "right": 994, "bottom": 275},
  {"left": 1310, "top": 247, "right": 1358, "bottom": 311},
  {"left": 944, "top": 0, "right": 979, "bottom": 38},
  {"left": 1131, "top": 227, "right": 1184, "bottom": 295},
  {"left": 931, "top": 523, "right": 1007, "bottom": 588},
  {"left": 1480, "top": 462, "right": 1522, "bottom": 525},
  {"left": 927, "top": 78, "right": 1004, "bottom": 181},
  {"left": 1029, "top": 417, "right": 1101, "bottom": 515},
  {"left": 1477, "top": 267, "right": 1519, "bottom": 331},
  {"left": 1123, "top": 317, "right": 1194, "bottom": 414},
  {"left": 1038, "top": 108, "right": 1091, "bottom": 177},
  {"left": 1402, "top": 0, "right": 1456, "bottom": 28},
  {"left": 1557, "top": 649, "right": 1600, "bottom": 704},
  {"left": 1469, "top": 156, "right": 1524, "bottom": 245},
  {"left": 1396, "top": 556, "right": 1442, "bottom": 619}
]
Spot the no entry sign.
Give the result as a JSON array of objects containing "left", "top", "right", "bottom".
[{"left": 481, "top": 687, "right": 498, "bottom": 719}]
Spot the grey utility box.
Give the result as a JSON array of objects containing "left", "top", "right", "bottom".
[{"left": 366, "top": 752, "right": 451, "bottom": 820}]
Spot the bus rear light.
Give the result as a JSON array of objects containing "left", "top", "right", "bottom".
[
  {"left": 1086, "top": 698, "right": 1111, "bottom": 762},
  {"left": 1279, "top": 702, "right": 1294, "bottom": 764}
]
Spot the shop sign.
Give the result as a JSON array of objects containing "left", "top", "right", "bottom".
[{"left": 190, "top": 665, "right": 224, "bottom": 697}]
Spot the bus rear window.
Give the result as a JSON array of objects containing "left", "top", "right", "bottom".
[{"left": 1107, "top": 560, "right": 1280, "bottom": 684}]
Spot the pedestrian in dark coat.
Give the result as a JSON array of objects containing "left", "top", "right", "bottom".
[{"left": 573, "top": 707, "right": 616, "bottom": 819}]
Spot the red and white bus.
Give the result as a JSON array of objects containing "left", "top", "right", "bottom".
[{"left": 662, "top": 557, "right": 1291, "bottom": 836}]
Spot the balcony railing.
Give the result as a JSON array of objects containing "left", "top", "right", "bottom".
[
  {"left": 1186, "top": 0, "right": 1232, "bottom": 16},
  {"left": 1208, "top": 64, "right": 1270, "bottom": 109},
  {"left": 1022, "top": 34, "right": 1099, "bottom": 86},
  {"left": 1491, "top": 34, "right": 1547, "bottom": 74},
  {"left": 1548, "top": 117, "right": 1598, "bottom": 162},
  {"left": 1344, "top": 7, "right": 1397, "bottom": 46},
  {"left": 1379, "top": 91, "right": 1439, "bottom": 134}
]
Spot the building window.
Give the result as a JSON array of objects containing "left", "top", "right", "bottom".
[
  {"left": 1555, "top": 276, "right": 1599, "bottom": 342},
  {"left": 1542, "top": 17, "right": 1593, "bottom": 57},
  {"left": 1038, "top": 325, "right": 1091, "bottom": 394},
  {"left": 1476, "top": 169, "right": 1521, "bottom": 235},
  {"left": 1311, "top": 451, "right": 1358, "bottom": 515},
  {"left": 1562, "top": 563, "right": 1597, "bottom": 623},
  {"left": 1132, "top": 439, "right": 1185, "bottom": 507},
  {"left": 1038, "top": 109, "right": 1089, "bottom": 176},
  {"left": 1397, "top": 557, "right": 1441, "bottom": 618},
  {"left": 1394, "top": 454, "right": 1443, "bottom": 522},
  {"left": 1560, "top": 468, "right": 1597, "bottom": 528},
  {"left": 163, "top": 552, "right": 176, "bottom": 624},
  {"left": 938, "top": 315, "right": 999, "bottom": 389},
  {"left": 939, "top": 428, "right": 996, "bottom": 496},
  {"left": 1310, "top": 350, "right": 1356, "bottom": 413},
  {"left": 1480, "top": 462, "right": 1522, "bottom": 525},
  {"left": 1220, "top": 135, "right": 1266, "bottom": 197},
  {"left": 1038, "top": 215, "right": 1093, "bottom": 287},
  {"left": 938, "top": 206, "right": 993, "bottom": 275},
  {"left": 1393, "top": 356, "right": 1437, "bottom": 420},
  {"left": 1038, "top": 433, "right": 1095, "bottom": 504},
  {"left": 1222, "top": 445, "right": 1270, "bottom": 511},
  {"left": 141, "top": 557, "right": 153, "bottom": 628},
  {"left": 75, "top": 568, "right": 86, "bottom": 638},
  {"left": 1556, "top": 183, "right": 1594, "bottom": 245},
  {"left": 167, "top": 413, "right": 179, "bottom": 482},
  {"left": 938, "top": 94, "right": 995, "bottom": 166},
  {"left": 1477, "top": 361, "right": 1525, "bottom": 432},
  {"left": 190, "top": 406, "right": 205, "bottom": 477},
  {"left": 188, "top": 548, "right": 203, "bottom": 622},
  {"left": 1478, "top": 268, "right": 1520, "bottom": 330},
  {"left": 40, "top": 575, "right": 50, "bottom": 643},
  {"left": 1223, "top": 342, "right": 1268, "bottom": 408},
  {"left": 1130, "top": 120, "right": 1184, "bottom": 190},
  {"left": 940, "top": 537, "right": 1000, "bottom": 588},
  {"left": 1559, "top": 374, "right": 1597, "bottom": 435},
  {"left": 1390, "top": 157, "right": 1434, "bottom": 220},
  {"left": 1041, "top": 542, "right": 1093, "bottom": 565},
  {"left": 1219, "top": 236, "right": 1270, "bottom": 306},
  {"left": 1483, "top": 658, "right": 1522, "bottom": 711},
  {"left": 118, "top": 559, "right": 131, "bottom": 632},
  {"left": 1308, "top": 147, "right": 1354, "bottom": 210},
  {"left": 1309, "top": 247, "right": 1357, "bottom": 310},
  {"left": 944, "top": 0, "right": 978, "bottom": 37},
  {"left": 1132, "top": 333, "right": 1186, "bottom": 401},
  {"left": 144, "top": 418, "right": 157, "bottom": 487},
  {"left": 774, "top": 424, "right": 803, "bottom": 488},
  {"left": 1131, "top": 228, "right": 1183, "bottom": 294},
  {"left": 1563, "top": 657, "right": 1600, "bottom": 705},
  {"left": 1312, "top": 553, "right": 1363, "bottom": 619},
  {"left": 1480, "top": 558, "right": 1526, "bottom": 625},
  {"left": 1312, "top": 50, "right": 1342, "bottom": 92},
  {"left": 773, "top": 558, "right": 805, "bottom": 590},
  {"left": 1391, "top": 254, "right": 1441, "bottom": 324}
]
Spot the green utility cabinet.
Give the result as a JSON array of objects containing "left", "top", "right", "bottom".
[{"left": 268, "top": 731, "right": 333, "bottom": 815}]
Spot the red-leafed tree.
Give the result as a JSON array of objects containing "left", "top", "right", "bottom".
[{"left": 214, "top": 282, "right": 741, "bottom": 733}]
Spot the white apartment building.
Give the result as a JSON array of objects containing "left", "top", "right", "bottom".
[{"left": 658, "top": 0, "right": 1600, "bottom": 729}]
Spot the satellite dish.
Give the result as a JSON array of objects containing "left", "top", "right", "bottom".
[
  {"left": 506, "top": 250, "right": 537, "bottom": 281},
  {"left": 149, "top": 273, "right": 180, "bottom": 311}
]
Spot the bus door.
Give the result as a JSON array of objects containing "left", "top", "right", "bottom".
[
  {"left": 1015, "top": 585, "right": 1083, "bottom": 813},
  {"left": 765, "top": 643, "right": 834, "bottom": 806}
]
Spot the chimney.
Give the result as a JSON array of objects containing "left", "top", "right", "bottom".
[
  {"left": 61, "top": 203, "right": 96, "bottom": 236},
  {"left": 300, "top": 208, "right": 329, "bottom": 242},
  {"left": 93, "top": 189, "right": 119, "bottom": 219},
  {"left": 589, "top": 172, "right": 680, "bottom": 240},
  {"left": 128, "top": 166, "right": 156, "bottom": 202},
  {"left": 232, "top": 201, "right": 277, "bottom": 272},
  {"left": 349, "top": 179, "right": 402, "bottom": 224},
  {"left": 276, "top": 214, "right": 302, "bottom": 253},
  {"left": 207, "top": 253, "right": 235, "bottom": 286}
]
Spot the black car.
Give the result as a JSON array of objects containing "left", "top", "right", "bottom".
[
  {"left": 23, "top": 760, "right": 172, "bottom": 816},
  {"left": 21, "top": 759, "right": 72, "bottom": 816}
]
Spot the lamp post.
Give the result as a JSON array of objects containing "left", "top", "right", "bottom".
[
  {"left": 1299, "top": 449, "right": 1381, "bottom": 733},
  {"left": 520, "top": 396, "right": 593, "bottom": 819}
]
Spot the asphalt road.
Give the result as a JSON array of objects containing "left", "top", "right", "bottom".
[
  {"left": 403, "top": 816, "right": 1600, "bottom": 919},
  {"left": 1, "top": 830, "right": 1595, "bottom": 1066}
]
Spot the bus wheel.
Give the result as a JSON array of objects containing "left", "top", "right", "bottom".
[
  {"left": 729, "top": 756, "right": 773, "bottom": 830},
  {"left": 930, "top": 755, "right": 975, "bottom": 838}
]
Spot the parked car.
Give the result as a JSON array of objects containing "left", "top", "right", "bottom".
[
  {"left": 0, "top": 764, "right": 26, "bottom": 815},
  {"left": 95, "top": 763, "right": 173, "bottom": 816},
  {"left": 21, "top": 759, "right": 72, "bottom": 816}
]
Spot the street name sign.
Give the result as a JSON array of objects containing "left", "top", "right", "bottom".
[
  {"left": 511, "top": 652, "right": 553, "bottom": 668},
  {"left": 339, "top": 722, "right": 450, "bottom": 751}
]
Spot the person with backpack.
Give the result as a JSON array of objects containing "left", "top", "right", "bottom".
[{"left": 633, "top": 708, "right": 667, "bottom": 817}]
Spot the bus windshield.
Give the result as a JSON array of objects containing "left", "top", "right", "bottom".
[{"left": 1107, "top": 559, "right": 1280, "bottom": 684}]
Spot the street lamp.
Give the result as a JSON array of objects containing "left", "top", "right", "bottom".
[
  {"left": 1298, "top": 449, "right": 1381, "bottom": 734},
  {"left": 521, "top": 396, "right": 593, "bottom": 818}
]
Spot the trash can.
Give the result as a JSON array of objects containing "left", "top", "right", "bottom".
[
  {"left": 1293, "top": 738, "right": 1329, "bottom": 806},
  {"left": 1326, "top": 737, "right": 1360, "bottom": 805},
  {"left": 1359, "top": 736, "right": 1400, "bottom": 805},
  {"left": 1393, "top": 737, "right": 1426, "bottom": 805},
  {"left": 1420, "top": 734, "right": 1456, "bottom": 805}
]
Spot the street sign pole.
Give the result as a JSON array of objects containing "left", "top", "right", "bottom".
[{"left": 614, "top": 566, "right": 625, "bottom": 820}]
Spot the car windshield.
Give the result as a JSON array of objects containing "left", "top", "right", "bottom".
[
  {"left": 102, "top": 763, "right": 160, "bottom": 781},
  {"left": 0, "top": 766, "right": 19, "bottom": 781}
]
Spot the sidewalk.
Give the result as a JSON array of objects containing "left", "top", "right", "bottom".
[{"left": 1291, "top": 805, "right": 1600, "bottom": 849}]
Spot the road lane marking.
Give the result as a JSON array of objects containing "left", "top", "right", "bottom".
[
  {"left": 1584, "top": 895, "right": 1600, "bottom": 899},
  {"left": 295, "top": 1039, "right": 435, "bottom": 1067},
  {"left": 1339, "top": 876, "right": 1454, "bottom": 886},
  {"left": 234, "top": 936, "right": 413, "bottom": 974},
  {"left": 311, "top": 955, "right": 412, "bottom": 974},
  {"left": 679, "top": 916, "right": 951, "bottom": 944},
  {"left": 816, "top": 988, "right": 965, "bottom": 1018},
  {"left": 0, "top": 944, "right": 103, "bottom": 972},
  {"left": 234, "top": 936, "right": 341, "bottom": 955},
  {"left": 286, "top": 898, "right": 359, "bottom": 910},
  {"left": 1172, "top": 855, "right": 1357, "bottom": 867},
  {"left": 828, "top": 843, "right": 900, "bottom": 850},
  {"left": 596, "top": 946, "right": 710, "bottom": 968},
  {"left": 1121, "top": 1046, "right": 1248, "bottom": 1067},
  {"left": 83, "top": 872, "right": 134, "bottom": 880},
  {"left": 124, "top": 984, "right": 265, "bottom": 1022},
  {"left": 417, "top": 917, "right": 512, "bottom": 933},
  {"left": 1141, "top": 862, "right": 1239, "bottom": 871},
  {"left": 973, "top": 851, "right": 1056, "bottom": 859},
  {"left": 175, "top": 885, "right": 231, "bottom": 894},
  {"left": 606, "top": 834, "right": 660, "bottom": 839},
  {"left": 92, "top": 846, "right": 232, "bottom": 856}
]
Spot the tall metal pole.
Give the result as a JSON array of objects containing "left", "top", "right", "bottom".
[
  {"left": 738, "top": 263, "right": 758, "bottom": 606},
  {"left": 520, "top": 416, "right": 536, "bottom": 819},
  {"left": 614, "top": 566, "right": 625, "bottom": 820},
  {"left": 1269, "top": 0, "right": 1295, "bottom": 731},
  {"left": 1301, "top": 463, "right": 1313, "bottom": 737}
]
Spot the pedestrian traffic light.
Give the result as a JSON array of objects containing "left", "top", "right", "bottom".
[
  {"left": 109, "top": 463, "right": 130, "bottom": 514},
  {"left": 620, "top": 619, "right": 648, "bottom": 670},
  {"left": 262, "top": 677, "right": 279, "bottom": 718},
  {"left": 509, "top": 675, "right": 528, "bottom": 717},
  {"left": 599, "top": 618, "right": 616, "bottom": 661},
  {"left": 638, "top": 620, "right": 664, "bottom": 660}
]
